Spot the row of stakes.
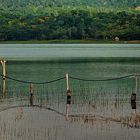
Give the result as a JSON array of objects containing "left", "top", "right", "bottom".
[
  {"left": 0, "top": 60, "right": 139, "bottom": 118},
  {"left": 29, "top": 73, "right": 71, "bottom": 120},
  {"left": 29, "top": 73, "right": 138, "bottom": 120},
  {"left": 0, "top": 59, "right": 71, "bottom": 119},
  {"left": 0, "top": 73, "right": 138, "bottom": 118}
]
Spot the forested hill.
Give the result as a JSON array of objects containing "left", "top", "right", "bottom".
[
  {"left": 0, "top": 0, "right": 140, "bottom": 41},
  {"left": 0, "top": 0, "right": 140, "bottom": 10}
]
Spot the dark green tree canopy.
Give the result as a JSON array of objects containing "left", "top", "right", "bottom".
[
  {"left": 0, "top": 0, "right": 140, "bottom": 8},
  {"left": 0, "top": 0, "right": 140, "bottom": 41}
]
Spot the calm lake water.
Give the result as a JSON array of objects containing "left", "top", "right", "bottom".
[
  {"left": 0, "top": 44, "right": 140, "bottom": 140},
  {"left": 0, "top": 44, "right": 140, "bottom": 60}
]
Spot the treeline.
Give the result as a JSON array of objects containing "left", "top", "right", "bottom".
[
  {"left": 0, "top": 0, "right": 140, "bottom": 9},
  {"left": 0, "top": 8, "right": 140, "bottom": 41}
]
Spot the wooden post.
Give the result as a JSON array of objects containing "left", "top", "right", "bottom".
[
  {"left": 29, "top": 83, "right": 33, "bottom": 106},
  {"left": 66, "top": 73, "right": 70, "bottom": 91},
  {"left": 130, "top": 76, "right": 138, "bottom": 114},
  {"left": 0, "top": 60, "right": 6, "bottom": 97},
  {"left": 1, "top": 60, "right": 6, "bottom": 80},
  {"left": 66, "top": 73, "right": 71, "bottom": 120},
  {"left": 131, "top": 76, "right": 138, "bottom": 102}
]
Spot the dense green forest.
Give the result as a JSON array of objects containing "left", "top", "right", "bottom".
[
  {"left": 0, "top": 0, "right": 140, "bottom": 9},
  {"left": 0, "top": 0, "right": 140, "bottom": 41}
]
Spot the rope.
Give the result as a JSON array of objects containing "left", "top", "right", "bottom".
[
  {"left": 1, "top": 73, "right": 140, "bottom": 84},
  {"left": 0, "top": 74, "right": 65, "bottom": 85},
  {"left": 69, "top": 74, "right": 140, "bottom": 82}
]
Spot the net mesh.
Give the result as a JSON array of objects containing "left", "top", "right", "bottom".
[{"left": 0, "top": 74, "right": 140, "bottom": 119}]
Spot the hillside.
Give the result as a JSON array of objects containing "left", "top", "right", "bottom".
[{"left": 0, "top": 0, "right": 140, "bottom": 41}]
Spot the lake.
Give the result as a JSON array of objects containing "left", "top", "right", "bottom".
[
  {"left": 0, "top": 44, "right": 140, "bottom": 140},
  {"left": 0, "top": 44, "right": 140, "bottom": 60}
]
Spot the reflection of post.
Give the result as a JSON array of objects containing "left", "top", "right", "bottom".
[
  {"left": 131, "top": 93, "right": 138, "bottom": 127},
  {"left": 129, "top": 76, "right": 139, "bottom": 127},
  {"left": 135, "top": 76, "right": 138, "bottom": 94},
  {"left": 0, "top": 60, "right": 6, "bottom": 97},
  {"left": 131, "top": 94, "right": 136, "bottom": 109},
  {"left": 131, "top": 93, "right": 137, "bottom": 124},
  {"left": 131, "top": 76, "right": 138, "bottom": 111},
  {"left": 29, "top": 83, "right": 33, "bottom": 106},
  {"left": 130, "top": 76, "right": 138, "bottom": 126},
  {"left": 66, "top": 73, "right": 71, "bottom": 120},
  {"left": 2, "top": 79, "right": 6, "bottom": 97}
]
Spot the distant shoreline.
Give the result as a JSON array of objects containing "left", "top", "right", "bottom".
[{"left": 0, "top": 40, "right": 140, "bottom": 44}]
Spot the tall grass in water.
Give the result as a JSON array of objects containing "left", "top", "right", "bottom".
[{"left": 0, "top": 75, "right": 140, "bottom": 140}]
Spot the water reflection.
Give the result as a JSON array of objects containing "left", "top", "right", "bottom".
[
  {"left": 0, "top": 107, "right": 140, "bottom": 140},
  {"left": 0, "top": 60, "right": 140, "bottom": 139},
  {"left": 15, "top": 107, "right": 24, "bottom": 120}
]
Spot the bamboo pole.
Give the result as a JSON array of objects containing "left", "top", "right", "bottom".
[
  {"left": 66, "top": 73, "right": 69, "bottom": 91},
  {"left": 0, "top": 60, "right": 6, "bottom": 97},
  {"left": 65, "top": 73, "right": 71, "bottom": 120}
]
